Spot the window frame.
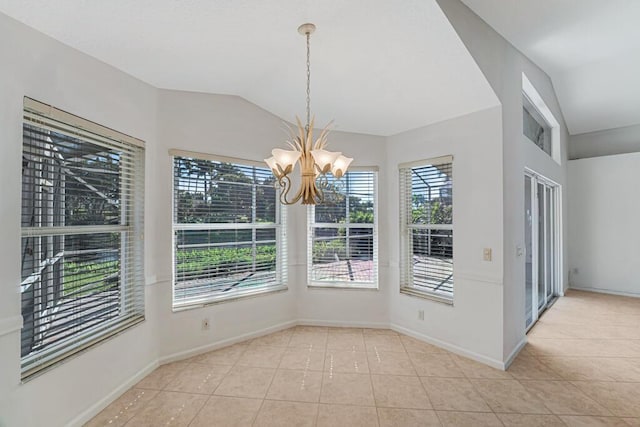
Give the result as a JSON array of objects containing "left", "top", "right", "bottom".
[
  {"left": 170, "top": 149, "right": 287, "bottom": 310},
  {"left": 399, "top": 156, "right": 454, "bottom": 304},
  {"left": 307, "top": 167, "right": 379, "bottom": 290},
  {"left": 20, "top": 98, "right": 145, "bottom": 381}
]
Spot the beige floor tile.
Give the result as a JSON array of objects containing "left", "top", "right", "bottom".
[
  {"left": 253, "top": 400, "right": 318, "bottom": 427},
  {"left": 377, "top": 408, "right": 442, "bottom": 427},
  {"left": 317, "top": 404, "right": 379, "bottom": 427},
  {"left": 84, "top": 388, "right": 158, "bottom": 427},
  {"left": 266, "top": 369, "right": 323, "bottom": 402},
  {"left": 236, "top": 345, "right": 285, "bottom": 368},
  {"left": 279, "top": 347, "right": 326, "bottom": 371},
  {"left": 537, "top": 357, "right": 620, "bottom": 381},
  {"left": 295, "top": 325, "right": 329, "bottom": 333},
  {"left": 572, "top": 381, "right": 640, "bottom": 417},
  {"left": 436, "top": 411, "right": 503, "bottom": 427},
  {"left": 134, "top": 362, "right": 189, "bottom": 390},
  {"left": 409, "top": 352, "right": 466, "bottom": 378},
  {"left": 470, "top": 379, "right": 550, "bottom": 414},
  {"left": 400, "top": 336, "right": 448, "bottom": 354},
  {"left": 363, "top": 328, "right": 398, "bottom": 336},
  {"left": 507, "top": 356, "right": 563, "bottom": 380},
  {"left": 189, "top": 396, "right": 262, "bottom": 427},
  {"left": 213, "top": 366, "right": 275, "bottom": 399},
  {"left": 623, "top": 418, "right": 640, "bottom": 426},
  {"left": 451, "top": 354, "right": 513, "bottom": 379},
  {"left": 249, "top": 329, "right": 294, "bottom": 347},
  {"left": 371, "top": 374, "right": 431, "bottom": 409},
  {"left": 187, "top": 343, "right": 248, "bottom": 366},
  {"left": 420, "top": 377, "right": 490, "bottom": 412},
  {"left": 496, "top": 413, "right": 566, "bottom": 426},
  {"left": 325, "top": 349, "right": 369, "bottom": 374},
  {"left": 521, "top": 380, "right": 612, "bottom": 416},
  {"left": 527, "top": 339, "right": 640, "bottom": 358},
  {"left": 320, "top": 372, "right": 375, "bottom": 406},
  {"left": 288, "top": 330, "right": 328, "bottom": 348},
  {"left": 326, "top": 333, "right": 366, "bottom": 351},
  {"left": 365, "top": 334, "right": 406, "bottom": 352},
  {"left": 559, "top": 415, "right": 630, "bottom": 426},
  {"left": 327, "top": 327, "right": 364, "bottom": 334},
  {"left": 164, "top": 363, "right": 231, "bottom": 394},
  {"left": 368, "top": 350, "right": 417, "bottom": 375},
  {"left": 124, "top": 391, "right": 208, "bottom": 427}
]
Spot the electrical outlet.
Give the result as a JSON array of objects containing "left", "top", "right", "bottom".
[
  {"left": 418, "top": 310, "right": 424, "bottom": 321},
  {"left": 483, "top": 248, "right": 492, "bottom": 261},
  {"left": 202, "top": 318, "right": 210, "bottom": 330}
]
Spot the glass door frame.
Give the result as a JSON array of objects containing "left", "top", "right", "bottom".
[{"left": 525, "top": 169, "right": 562, "bottom": 332}]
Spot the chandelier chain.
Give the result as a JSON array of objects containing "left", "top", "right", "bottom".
[{"left": 306, "top": 32, "right": 311, "bottom": 131}]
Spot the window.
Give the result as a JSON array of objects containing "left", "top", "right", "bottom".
[
  {"left": 399, "top": 156, "right": 453, "bottom": 303},
  {"left": 171, "top": 151, "right": 286, "bottom": 309},
  {"left": 523, "top": 94, "right": 551, "bottom": 156},
  {"left": 307, "top": 169, "right": 378, "bottom": 288},
  {"left": 20, "top": 98, "right": 145, "bottom": 380}
]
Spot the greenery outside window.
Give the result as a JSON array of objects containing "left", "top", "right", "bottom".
[
  {"left": 399, "top": 156, "right": 453, "bottom": 303},
  {"left": 307, "top": 168, "right": 378, "bottom": 288},
  {"left": 20, "top": 98, "right": 145, "bottom": 380},
  {"left": 171, "top": 151, "right": 286, "bottom": 309}
]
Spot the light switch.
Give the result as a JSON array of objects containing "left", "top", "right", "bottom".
[{"left": 483, "top": 248, "right": 492, "bottom": 261}]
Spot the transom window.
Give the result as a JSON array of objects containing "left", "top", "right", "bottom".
[
  {"left": 307, "top": 169, "right": 378, "bottom": 288},
  {"left": 20, "top": 98, "right": 145, "bottom": 380},
  {"left": 399, "top": 156, "right": 454, "bottom": 303},
  {"left": 171, "top": 151, "right": 287, "bottom": 309},
  {"left": 523, "top": 94, "right": 551, "bottom": 156}
]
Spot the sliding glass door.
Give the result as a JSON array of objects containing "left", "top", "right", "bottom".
[{"left": 525, "top": 172, "right": 559, "bottom": 330}]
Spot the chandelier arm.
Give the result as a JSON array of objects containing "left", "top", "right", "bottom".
[{"left": 277, "top": 174, "right": 303, "bottom": 205}]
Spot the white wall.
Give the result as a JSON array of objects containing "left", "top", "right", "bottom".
[
  {"left": 568, "top": 153, "right": 640, "bottom": 296},
  {"left": 386, "top": 106, "right": 505, "bottom": 366},
  {"left": 570, "top": 123, "right": 640, "bottom": 160},
  {"left": 437, "top": 0, "right": 570, "bottom": 361},
  {"left": 0, "top": 13, "right": 159, "bottom": 427}
]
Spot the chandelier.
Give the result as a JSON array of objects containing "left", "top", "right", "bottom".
[{"left": 265, "top": 23, "right": 353, "bottom": 205}]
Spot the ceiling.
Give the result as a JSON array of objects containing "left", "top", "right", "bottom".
[
  {"left": 461, "top": 0, "right": 640, "bottom": 135},
  {"left": 0, "top": 0, "right": 499, "bottom": 136}
]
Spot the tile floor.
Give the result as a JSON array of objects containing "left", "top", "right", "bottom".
[{"left": 86, "top": 290, "right": 640, "bottom": 426}]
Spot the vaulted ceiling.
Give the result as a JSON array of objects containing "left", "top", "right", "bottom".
[
  {"left": 461, "top": 0, "right": 640, "bottom": 135},
  {"left": 0, "top": 0, "right": 499, "bottom": 136}
]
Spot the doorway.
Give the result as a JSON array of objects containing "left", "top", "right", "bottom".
[{"left": 525, "top": 171, "right": 560, "bottom": 330}]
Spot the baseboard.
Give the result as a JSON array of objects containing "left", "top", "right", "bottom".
[
  {"left": 503, "top": 335, "right": 528, "bottom": 370},
  {"left": 570, "top": 286, "right": 640, "bottom": 298},
  {"left": 158, "top": 319, "right": 298, "bottom": 365},
  {"left": 390, "top": 323, "right": 506, "bottom": 370},
  {"left": 297, "top": 318, "right": 390, "bottom": 329},
  {"left": 67, "top": 359, "right": 159, "bottom": 427}
]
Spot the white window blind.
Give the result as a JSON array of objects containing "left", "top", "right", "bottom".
[
  {"left": 307, "top": 169, "right": 378, "bottom": 288},
  {"left": 20, "top": 98, "right": 145, "bottom": 380},
  {"left": 399, "top": 156, "right": 453, "bottom": 302},
  {"left": 172, "top": 152, "right": 287, "bottom": 309}
]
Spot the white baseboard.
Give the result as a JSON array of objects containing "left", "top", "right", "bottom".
[
  {"left": 503, "top": 335, "right": 528, "bottom": 370},
  {"left": 570, "top": 286, "right": 639, "bottom": 298},
  {"left": 67, "top": 359, "right": 159, "bottom": 427},
  {"left": 390, "top": 323, "right": 506, "bottom": 370},
  {"left": 297, "top": 319, "right": 390, "bottom": 329},
  {"left": 158, "top": 320, "right": 297, "bottom": 365}
]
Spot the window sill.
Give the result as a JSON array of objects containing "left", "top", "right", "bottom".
[
  {"left": 400, "top": 287, "right": 453, "bottom": 305},
  {"left": 308, "top": 282, "right": 378, "bottom": 291},
  {"left": 172, "top": 284, "right": 288, "bottom": 312}
]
